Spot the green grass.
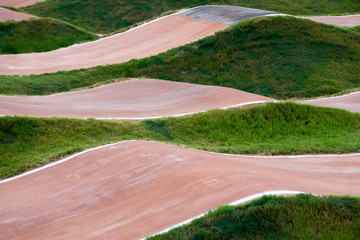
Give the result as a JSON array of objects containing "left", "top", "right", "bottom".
[
  {"left": 23, "top": 0, "right": 360, "bottom": 33},
  {"left": 1, "top": 102, "right": 360, "bottom": 179},
  {"left": 1, "top": 16, "right": 359, "bottom": 99},
  {"left": 148, "top": 194, "right": 360, "bottom": 240},
  {"left": 0, "top": 18, "right": 98, "bottom": 54}
]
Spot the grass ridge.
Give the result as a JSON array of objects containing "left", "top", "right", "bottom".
[{"left": 1, "top": 102, "right": 359, "bottom": 179}]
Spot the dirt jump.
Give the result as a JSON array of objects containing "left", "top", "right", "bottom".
[
  {"left": 298, "top": 91, "right": 360, "bottom": 113},
  {"left": 0, "top": 6, "right": 277, "bottom": 76},
  {"left": 0, "top": 79, "right": 275, "bottom": 119},
  {"left": 1, "top": 140, "right": 359, "bottom": 240},
  {"left": 0, "top": 7, "right": 37, "bottom": 22}
]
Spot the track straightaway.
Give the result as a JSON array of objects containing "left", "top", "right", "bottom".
[
  {"left": 0, "top": 0, "right": 45, "bottom": 7},
  {"left": 298, "top": 91, "right": 360, "bottom": 113},
  {"left": 0, "top": 79, "right": 276, "bottom": 119},
  {"left": 0, "top": 7, "right": 37, "bottom": 22},
  {"left": 0, "top": 141, "right": 359, "bottom": 239},
  {"left": 305, "top": 14, "right": 360, "bottom": 27},
  {"left": 0, "top": 6, "right": 278, "bottom": 76}
]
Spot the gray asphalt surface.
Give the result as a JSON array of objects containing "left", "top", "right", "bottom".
[{"left": 178, "top": 5, "right": 278, "bottom": 25}]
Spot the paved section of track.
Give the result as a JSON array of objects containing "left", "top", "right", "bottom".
[
  {"left": 305, "top": 14, "right": 360, "bottom": 27},
  {"left": 298, "top": 92, "right": 360, "bottom": 113},
  {"left": 0, "top": 7, "right": 36, "bottom": 22},
  {"left": 0, "top": 79, "right": 275, "bottom": 119},
  {"left": 178, "top": 5, "right": 277, "bottom": 25},
  {"left": 0, "top": 140, "right": 359, "bottom": 239},
  {"left": 0, "top": 5, "right": 279, "bottom": 76},
  {"left": 0, "top": 0, "right": 44, "bottom": 7}
]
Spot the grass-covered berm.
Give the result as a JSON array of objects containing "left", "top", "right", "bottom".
[
  {"left": 148, "top": 194, "right": 360, "bottom": 240},
  {"left": 23, "top": 0, "right": 360, "bottom": 33},
  {"left": 1, "top": 17, "right": 359, "bottom": 99},
  {"left": 1, "top": 102, "right": 359, "bottom": 179},
  {"left": 0, "top": 18, "right": 98, "bottom": 54}
]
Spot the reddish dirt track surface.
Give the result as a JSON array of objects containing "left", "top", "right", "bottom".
[
  {"left": 0, "top": 7, "right": 36, "bottom": 22},
  {"left": 0, "top": 140, "right": 359, "bottom": 240},
  {"left": 298, "top": 92, "right": 360, "bottom": 113},
  {"left": 0, "top": 14, "right": 228, "bottom": 75},
  {"left": 0, "top": 0, "right": 44, "bottom": 7},
  {"left": 305, "top": 14, "right": 360, "bottom": 27},
  {"left": 0, "top": 79, "right": 275, "bottom": 119}
]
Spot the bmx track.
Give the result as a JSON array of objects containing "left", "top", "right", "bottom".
[{"left": 0, "top": 5, "right": 359, "bottom": 240}]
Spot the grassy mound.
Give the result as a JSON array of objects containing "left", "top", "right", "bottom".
[
  {"left": 0, "top": 18, "right": 98, "bottom": 54},
  {"left": 148, "top": 194, "right": 360, "bottom": 239},
  {"left": 23, "top": 0, "right": 360, "bottom": 33},
  {"left": 1, "top": 16, "right": 359, "bottom": 99},
  {"left": 1, "top": 102, "right": 360, "bottom": 178}
]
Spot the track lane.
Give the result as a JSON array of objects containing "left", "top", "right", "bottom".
[
  {"left": 0, "top": 7, "right": 37, "bottom": 22},
  {"left": 0, "top": 79, "right": 276, "bottom": 119},
  {"left": 298, "top": 91, "right": 360, "bottom": 113},
  {"left": 0, "top": 0, "right": 45, "bottom": 7},
  {"left": 305, "top": 14, "right": 360, "bottom": 27},
  {"left": 1, "top": 140, "right": 359, "bottom": 239}
]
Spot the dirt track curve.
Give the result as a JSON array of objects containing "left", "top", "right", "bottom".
[
  {"left": 298, "top": 92, "right": 360, "bottom": 113},
  {"left": 1, "top": 140, "right": 359, "bottom": 240},
  {"left": 0, "top": 7, "right": 36, "bottom": 22},
  {"left": 0, "top": 79, "right": 275, "bottom": 119},
  {"left": 0, "top": 6, "right": 277, "bottom": 76},
  {"left": 0, "top": 0, "right": 44, "bottom": 7},
  {"left": 306, "top": 14, "right": 360, "bottom": 27}
]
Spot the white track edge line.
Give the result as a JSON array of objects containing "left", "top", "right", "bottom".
[
  {"left": 0, "top": 140, "right": 137, "bottom": 184},
  {"left": 299, "top": 91, "right": 360, "bottom": 102},
  {"left": 94, "top": 100, "right": 276, "bottom": 120},
  {"left": 1, "top": 140, "right": 359, "bottom": 184},
  {"left": 140, "top": 190, "right": 314, "bottom": 239},
  {"left": 53, "top": 10, "right": 189, "bottom": 52}
]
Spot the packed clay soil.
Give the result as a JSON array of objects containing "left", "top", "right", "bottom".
[
  {"left": 0, "top": 15, "right": 228, "bottom": 75},
  {"left": 0, "top": 140, "right": 359, "bottom": 240},
  {"left": 298, "top": 92, "right": 360, "bottom": 113},
  {"left": 0, "top": 0, "right": 45, "bottom": 7},
  {"left": 0, "top": 7, "right": 37, "bottom": 22},
  {"left": 0, "top": 79, "right": 275, "bottom": 119},
  {"left": 306, "top": 14, "right": 360, "bottom": 27}
]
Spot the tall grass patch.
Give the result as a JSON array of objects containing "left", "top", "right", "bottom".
[
  {"left": 144, "top": 102, "right": 360, "bottom": 154},
  {"left": 1, "top": 103, "right": 360, "bottom": 178},
  {"left": 148, "top": 194, "right": 360, "bottom": 239},
  {"left": 0, "top": 18, "right": 98, "bottom": 54}
]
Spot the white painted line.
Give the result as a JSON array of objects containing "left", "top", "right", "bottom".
[
  {"left": 140, "top": 190, "right": 309, "bottom": 239},
  {"left": 51, "top": 9, "right": 191, "bottom": 52},
  {"left": 1, "top": 139, "right": 359, "bottom": 184},
  {"left": 299, "top": 91, "right": 360, "bottom": 102},
  {"left": 304, "top": 14, "right": 360, "bottom": 18},
  {"left": 94, "top": 101, "right": 277, "bottom": 120},
  {"left": 0, "top": 140, "right": 137, "bottom": 184}
]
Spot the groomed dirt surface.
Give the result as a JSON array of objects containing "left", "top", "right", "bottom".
[
  {"left": 0, "top": 79, "right": 275, "bottom": 119},
  {"left": 298, "top": 92, "right": 360, "bottom": 113},
  {"left": 0, "top": 6, "right": 279, "bottom": 76},
  {"left": 305, "top": 14, "right": 360, "bottom": 27},
  {"left": 0, "top": 15, "right": 226, "bottom": 75},
  {"left": 0, "top": 7, "right": 37, "bottom": 22},
  {"left": 0, "top": 140, "right": 359, "bottom": 240},
  {"left": 0, "top": 0, "right": 45, "bottom": 7}
]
